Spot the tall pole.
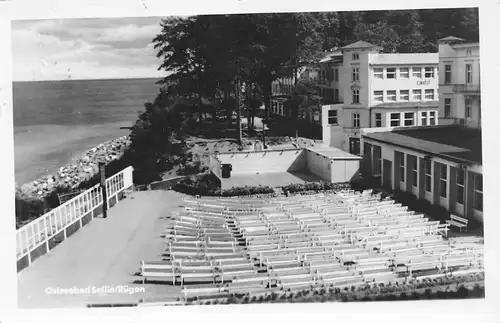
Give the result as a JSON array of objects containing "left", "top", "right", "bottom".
[
  {"left": 99, "top": 162, "right": 108, "bottom": 219},
  {"left": 236, "top": 78, "right": 242, "bottom": 145}
]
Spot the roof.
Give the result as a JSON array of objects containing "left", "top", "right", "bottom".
[
  {"left": 370, "top": 53, "right": 438, "bottom": 65},
  {"left": 438, "top": 36, "right": 466, "bottom": 42},
  {"left": 362, "top": 125, "right": 482, "bottom": 165},
  {"left": 307, "top": 147, "right": 362, "bottom": 160},
  {"left": 342, "top": 40, "right": 382, "bottom": 51},
  {"left": 319, "top": 50, "right": 343, "bottom": 63},
  {"left": 371, "top": 101, "right": 439, "bottom": 109}
]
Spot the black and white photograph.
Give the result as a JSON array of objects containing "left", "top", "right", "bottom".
[{"left": 2, "top": 1, "right": 496, "bottom": 316}]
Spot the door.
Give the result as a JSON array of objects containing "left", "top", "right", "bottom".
[
  {"left": 383, "top": 159, "right": 392, "bottom": 190},
  {"left": 349, "top": 137, "right": 361, "bottom": 156}
]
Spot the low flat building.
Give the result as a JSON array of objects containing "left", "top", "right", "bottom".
[{"left": 360, "top": 124, "right": 482, "bottom": 223}]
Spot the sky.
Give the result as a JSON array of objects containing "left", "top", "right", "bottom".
[{"left": 12, "top": 17, "right": 170, "bottom": 81}]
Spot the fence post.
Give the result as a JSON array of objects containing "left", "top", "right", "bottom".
[{"left": 99, "top": 163, "right": 108, "bottom": 219}]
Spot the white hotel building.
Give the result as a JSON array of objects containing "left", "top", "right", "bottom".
[
  {"left": 321, "top": 40, "right": 440, "bottom": 155},
  {"left": 437, "top": 36, "right": 481, "bottom": 128}
]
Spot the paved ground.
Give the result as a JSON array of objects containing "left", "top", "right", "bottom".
[
  {"left": 17, "top": 190, "right": 185, "bottom": 308},
  {"left": 221, "top": 171, "right": 322, "bottom": 189}
]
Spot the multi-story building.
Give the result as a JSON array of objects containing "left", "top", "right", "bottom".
[
  {"left": 321, "top": 40, "right": 440, "bottom": 155},
  {"left": 438, "top": 36, "right": 481, "bottom": 128}
]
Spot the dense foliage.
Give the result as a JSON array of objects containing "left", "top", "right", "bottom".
[{"left": 126, "top": 8, "right": 478, "bottom": 184}]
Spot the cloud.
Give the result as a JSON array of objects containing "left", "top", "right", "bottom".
[{"left": 12, "top": 17, "right": 167, "bottom": 81}]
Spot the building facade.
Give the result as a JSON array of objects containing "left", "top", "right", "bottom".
[
  {"left": 437, "top": 36, "right": 481, "bottom": 128},
  {"left": 321, "top": 41, "right": 440, "bottom": 155},
  {"left": 360, "top": 125, "right": 483, "bottom": 223}
]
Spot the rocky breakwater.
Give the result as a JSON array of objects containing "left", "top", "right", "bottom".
[{"left": 19, "top": 136, "right": 132, "bottom": 199}]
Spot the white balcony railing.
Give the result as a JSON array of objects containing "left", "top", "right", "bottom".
[{"left": 16, "top": 166, "right": 134, "bottom": 269}]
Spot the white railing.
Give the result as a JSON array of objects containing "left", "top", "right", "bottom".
[{"left": 16, "top": 166, "right": 134, "bottom": 267}]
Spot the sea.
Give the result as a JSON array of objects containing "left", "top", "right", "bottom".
[{"left": 13, "top": 78, "right": 162, "bottom": 185}]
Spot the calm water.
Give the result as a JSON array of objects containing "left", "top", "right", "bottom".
[{"left": 13, "top": 78, "right": 162, "bottom": 185}]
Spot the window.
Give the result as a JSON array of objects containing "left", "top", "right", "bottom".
[
  {"left": 412, "top": 157, "right": 418, "bottom": 187},
  {"left": 352, "top": 113, "right": 360, "bottom": 128},
  {"left": 445, "top": 64, "right": 452, "bottom": 84},
  {"left": 404, "top": 112, "right": 415, "bottom": 126},
  {"left": 444, "top": 98, "right": 452, "bottom": 117},
  {"left": 386, "top": 68, "right": 396, "bottom": 79},
  {"left": 272, "top": 101, "right": 277, "bottom": 114},
  {"left": 399, "top": 153, "right": 405, "bottom": 183},
  {"left": 474, "top": 174, "right": 483, "bottom": 212},
  {"left": 374, "top": 68, "right": 383, "bottom": 79},
  {"left": 390, "top": 113, "right": 401, "bottom": 127},
  {"left": 400, "top": 90, "right": 410, "bottom": 101},
  {"left": 399, "top": 67, "right": 409, "bottom": 79},
  {"left": 465, "top": 97, "right": 472, "bottom": 118},
  {"left": 374, "top": 91, "right": 383, "bottom": 103},
  {"left": 352, "top": 68, "right": 359, "bottom": 82},
  {"left": 421, "top": 111, "right": 428, "bottom": 126},
  {"left": 334, "top": 69, "right": 339, "bottom": 82},
  {"left": 352, "top": 89, "right": 360, "bottom": 104},
  {"left": 456, "top": 168, "right": 465, "bottom": 205},
  {"left": 412, "top": 67, "right": 422, "bottom": 79},
  {"left": 375, "top": 113, "right": 382, "bottom": 127},
  {"left": 424, "top": 67, "right": 434, "bottom": 78},
  {"left": 466, "top": 49, "right": 472, "bottom": 56},
  {"left": 334, "top": 89, "right": 339, "bottom": 101},
  {"left": 466, "top": 64, "right": 473, "bottom": 84},
  {"left": 425, "top": 89, "right": 435, "bottom": 100},
  {"left": 429, "top": 111, "right": 436, "bottom": 125},
  {"left": 386, "top": 90, "right": 396, "bottom": 102},
  {"left": 328, "top": 110, "right": 338, "bottom": 125},
  {"left": 412, "top": 89, "right": 422, "bottom": 101},
  {"left": 425, "top": 159, "right": 432, "bottom": 192},
  {"left": 352, "top": 52, "right": 359, "bottom": 60},
  {"left": 440, "top": 164, "right": 447, "bottom": 198},
  {"left": 352, "top": 67, "right": 359, "bottom": 82}
]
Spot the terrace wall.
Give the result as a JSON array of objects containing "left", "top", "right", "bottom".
[{"left": 216, "top": 149, "right": 306, "bottom": 174}]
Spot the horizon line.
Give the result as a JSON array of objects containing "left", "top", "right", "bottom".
[{"left": 13, "top": 76, "right": 165, "bottom": 83}]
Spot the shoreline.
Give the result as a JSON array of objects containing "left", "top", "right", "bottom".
[{"left": 17, "top": 136, "right": 132, "bottom": 200}]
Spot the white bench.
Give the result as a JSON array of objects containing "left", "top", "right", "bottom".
[{"left": 446, "top": 215, "right": 468, "bottom": 232}]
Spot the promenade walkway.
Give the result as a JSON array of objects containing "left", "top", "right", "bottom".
[{"left": 17, "top": 190, "right": 185, "bottom": 308}]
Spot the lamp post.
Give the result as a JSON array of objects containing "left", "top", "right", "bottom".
[{"left": 99, "top": 162, "right": 107, "bottom": 219}]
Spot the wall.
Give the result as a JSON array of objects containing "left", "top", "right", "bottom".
[
  {"left": 305, "top": 149, "right": 332, "bottom": 181},
  {"left": 216, "top": 149, "right": 306, "bottom": 174},
  {"left": 331, "top": 159, "right": 361, "bottom": 183},
  {"left": 209, "top": 155, "right": 222, "bottom": 180}
]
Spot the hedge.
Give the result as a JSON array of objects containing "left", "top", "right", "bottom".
[
  {"left": 172, "top": 176, "right": 352, "bottom": 197},
  {"left": 191, "top": 275, "right": 485, "bottom": 305}
]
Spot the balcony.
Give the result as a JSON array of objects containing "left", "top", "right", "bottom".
[{"left": 452, "top": 84, "right": 481, "bottom": 95}]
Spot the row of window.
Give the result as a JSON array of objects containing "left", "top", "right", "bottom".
[
  {"left": 373, "top": 89, "right": 436, "bottom": 103},
  {"left": 443, "top": 63, "right": 474, "bottom": 84},
  {"left": 320, "top": 87, "right": 340, "bottom": 102},
  {"left": 373, "top": 67, "right": 435, "bottom": 80},
  {"left": 271, "top": 82, "right": 293, "bottom": 95},
  {"left": 320, "top": 68, "right": 340, "bottom": 82},
  {"left": 443, "top": 97, "right": 474, "bottom": 119},
  {"left": 397, "top": 156, "right": 482, "bottom": 211},
  {"left": 328, "top": 111, "right": 437, "bottom": 127}
]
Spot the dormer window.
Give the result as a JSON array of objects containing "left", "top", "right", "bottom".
[{"left": 352, "top": 52, "right": 359, "bottom": 60}]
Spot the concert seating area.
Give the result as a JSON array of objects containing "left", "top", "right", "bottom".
[{"left": 139, "top": 189, "right": 484, "bottom": 304}]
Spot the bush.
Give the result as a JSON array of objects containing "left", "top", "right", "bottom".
[{"left": 282, "top": 181, "right": 350, "bottom": 194}]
